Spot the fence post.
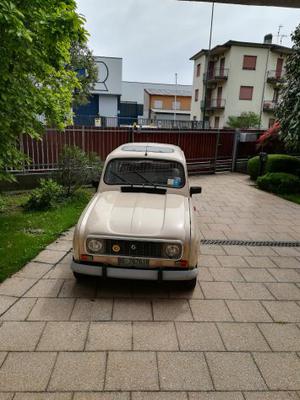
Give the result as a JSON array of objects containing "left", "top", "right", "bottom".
[
  {"left": 214, "top": 129, "right": 220, "bottom": 173},
  {"left": 81, "top": 126, "right": 85, "bottom": 152},
  {"left": 231, "top": 129, "right": 240, "bottom": 172}
]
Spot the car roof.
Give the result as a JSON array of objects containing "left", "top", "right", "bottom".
[{"left": 106, "top": 143, "right": 186, "bottom": 164}]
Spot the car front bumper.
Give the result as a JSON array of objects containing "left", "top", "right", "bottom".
[{"left": 71, "top": 260, "right": 198, "bottom": 281}]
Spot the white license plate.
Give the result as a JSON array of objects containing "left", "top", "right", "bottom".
[{"left": 118, "top": 258, "right": 149, "bottom": 268}]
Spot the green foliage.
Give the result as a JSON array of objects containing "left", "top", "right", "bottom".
[
  {"left": 56, "top": 146, "right": 102, "bottom": 196},
  {"left": 275, "top": 24, "right": 300, "bottom": 152},
  {"left": 0, "top": 196, "right": 6, "bottom": 213},
  {"left": 24, "top": 179, "right": 63, "bottom": 211},
  {"left": 257, "top": 173, "right": 300, "bottom": 195},
  {"left": 0, "top": 0, "right": 88, "bottom": 181},
  {"left": 226, "top": 112, "right": 260, "bottom": 129},
  {"left": 247, "top": 154, "right": 300, "bottom": 181}
]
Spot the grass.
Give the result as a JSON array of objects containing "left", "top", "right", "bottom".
[
  {"left": 0, "top": 189, "right": 93, "bottom": 282},
  {"left": 280, "top": 193, "right": 300, "bottom": 205}
]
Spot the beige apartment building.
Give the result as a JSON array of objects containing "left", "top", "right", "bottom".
[{"left": 190, "top": 37, "right": 292, "bottom": 129}]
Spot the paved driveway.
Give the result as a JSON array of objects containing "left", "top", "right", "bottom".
[{"left": 0, "top": 173, "right": 300, "bottom": 399}]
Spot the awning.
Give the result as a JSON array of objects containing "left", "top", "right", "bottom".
[{"left": 179, "top": 0, "right": 300, "bottom": 8}]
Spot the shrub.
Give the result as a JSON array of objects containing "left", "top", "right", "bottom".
[
  {"left": 24, "top": 179, "right": 63, "bottom": 211},
  {"left": 247, "top": 154, "right": 300, "bottom": 181},
  {"left": 0, "top": 196, "right": 6, "bottom": 213},
  {"left": 56, "top": 146, "right": 102, "bottom": 196},
  {"left": 257, "top": 172, "right": 300, "bottom": 195}
]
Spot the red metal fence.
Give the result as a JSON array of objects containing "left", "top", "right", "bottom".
[{"left": 17, "top": 127, "right": 261, "bottom": 174}]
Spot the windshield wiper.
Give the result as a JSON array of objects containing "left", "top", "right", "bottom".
[
  {"left": 110, "top": 170, "right": 134, "bottom": 185},
  {"left": 130, "top": 171, "right": 157, "bottom": 186}
]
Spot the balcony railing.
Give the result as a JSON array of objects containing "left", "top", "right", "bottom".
[
  {"left": 202, "top": 98, "right": 226, "bottom": 111},
  {"left": 267, "top": 70, "right": 285, "bottom": 83},
  {"left": 263, "top": 100, "right": 278, "bottom": 112},
  {"left": 203, "top": 68, "right": 229, "bottom": 82}
]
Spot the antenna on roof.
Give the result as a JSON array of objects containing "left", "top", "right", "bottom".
[{"left": 276, "top": 25, "right": 287, "bottom": 45}]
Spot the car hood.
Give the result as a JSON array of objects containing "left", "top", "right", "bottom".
[{"left": 82, "top": 191, "right": 190, "bottom": 241}]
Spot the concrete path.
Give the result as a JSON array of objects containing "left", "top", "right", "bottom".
[{"left": 0, "top": 172, "right": 300, "bottom": 399}]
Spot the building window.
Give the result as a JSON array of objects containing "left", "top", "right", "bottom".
[
  {"left": 243, "top": 55, "right": 257, "bottom": 70},
  {"left": 172, "top": 101, "right": 181, "bottom": 110},
  {"left": 154, "top": 100, "right": 163, "bottom": 109},
  {"left": 239, "top": 86, "right": 254, "bottom": 100},
  {"left": 214, "top": 116, "right": 220, "bottom": 129},
  {"left": 195, "top": 89, "right": 199, "bottom": 102},
  {"left": 196, "top": 64, "right": 201, "bottom": 77}
]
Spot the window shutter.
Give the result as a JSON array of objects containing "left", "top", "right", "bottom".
[
  {"left": 239, "top": 86, "right": 253, "bottom": 100},
  {"left": 243, "top": 56, "right": 257, "bottom": 70}
]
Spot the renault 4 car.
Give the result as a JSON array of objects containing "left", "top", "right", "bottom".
[{"left": 72, "top": 142, "right": 201, "bottom": 289}]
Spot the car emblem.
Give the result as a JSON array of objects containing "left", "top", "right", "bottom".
[
  {"left": 130, "top": 244, "right": 137, "bottom": 251},
  {"left": 112, "top": 244, "right": 120, "bottom": 253}
]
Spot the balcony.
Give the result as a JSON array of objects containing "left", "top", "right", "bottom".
[
  {"left": 263, "top": 100, "right": 278, "bottom": 112},
  {"left": 267, "top": 70, "right": 285, "bottom": 84},
  {"left": 201, "top": 98, "right": 226, "bottom": 111},
  {"left": 203, "top": 68, "right": 229, "bottom": 83}
]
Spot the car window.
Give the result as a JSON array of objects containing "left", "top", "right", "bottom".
[{"left": 104, "top": 158, "right": 186, "bottom": 188}]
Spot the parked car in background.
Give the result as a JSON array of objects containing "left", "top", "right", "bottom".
[{"left": 72, "top": 142, "right": 201, "bottom": 289}]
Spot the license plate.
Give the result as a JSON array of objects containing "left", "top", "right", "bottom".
[{"left": 118, "top": 258, "right": 149, "bottom": 268}]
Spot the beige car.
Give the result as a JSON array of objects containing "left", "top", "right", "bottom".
[{"left": 72, "top": 142, "right": 201, "bottom": 289}]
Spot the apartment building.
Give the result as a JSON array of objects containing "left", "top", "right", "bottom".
[{"left": 190, "top": 36, "right": 292, "bottom": 129}]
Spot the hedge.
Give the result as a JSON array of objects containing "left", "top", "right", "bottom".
[
  {"left": 247, "top": 154, "right": 300, "bottom": 181},
  {"left": 257, "top": 172, "right": 300, "bottom": 195}
]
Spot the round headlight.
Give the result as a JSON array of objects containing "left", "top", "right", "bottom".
[
  {"left": 86, "top": 238, "right": 104, "bottom": 254},
  {"left": 164, "top": 244, "right": 181, "bottom": 259}
]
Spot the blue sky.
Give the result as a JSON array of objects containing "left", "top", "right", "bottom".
[{"left": 76, "top": 0, "right": 300, "bottom": 84}]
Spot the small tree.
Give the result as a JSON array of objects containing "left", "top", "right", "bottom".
[
  {"left": 226, "top": 112, "right": 260, "bottom": 129},
  {"left": 276, "top": 24, "right": 300, "bottom": 152}
]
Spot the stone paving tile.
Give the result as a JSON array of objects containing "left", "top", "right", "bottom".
[
  {"left": 14, "top": 394, "right": 72, "bottom": 400},
  {"left": 268, "top": 269, "right": 300, "bottom": 283},
  {"left": 272, "top": 247, "right": 300, "bottom": 257},
  {"left": 0, "top": 394, "right": 13, "bottom": 400},
  {"left": 258, "top": 323, "right": 300, "bottom": 351},
  {"left": 216, "top": 256, "right": 249, "bottom": 268},
  {"left": 223, "top": 246, "right": 252, "bottom": 256},
  {"left": 33, "top": 249, "right": 66, "bottom": 264},
  {"left": 233, "top": 283, "right": 274, "bottom": 300},
  {"left": 270, "top": 257, "right": 300, "bottom": 269},
  {"left": 133, "top": 322, "right": 178, "bottom": 350},
  {"left": 206, "top": 352, "right": 267, "bottom": 391},
  {"left": 132, "top": 282, "right": 169, "bottom": 298},
  {"left": 243, "top": 392, "right": 300, "bottom": 400},
  {"left": 253, "top": 352, "right": 300, "bottom": 390},
  {"left": 0, "top": 297, "right": 16, "bottom": 316},
  {"left": 169, "top": 282, "right": 204, "bottom": 300},
  {"left": 262, "top": 301, "right": 300, "bottom": 322},
  {"left": 0, "top": 321, "right": 44, "bottom": 351},
  {"left": 244, "top": 257, "right": 277, "bottom": 269},
  {"left": 70, "top": 298, "right": 113, "bottom": 321},
  {"left": 113, "top": 299, "right": 152, "bottom": 321},
  {"left": 24, "top": 279, "right": 64, "bottom": 298},
  {"left": 265, "top": 283, "right": 300, "bottom": 300},
  {"left": 0, "top": 353, "right": 7, "bottom": 367},
  {"left": 0, "top": 278, "right": 37, "bottom": 297},
  {"left": 217, "top": 323, "right": 270, "bottom": 351},
  {"left": 58, "top": 280, "right": 97, "bottom": 298},
  {"left": 97, "top": 281, "right": 132, "bottom": 298},
  {"left": 37, "top": 322, "right": 88, "bottom": 351},
  {"left": 189, "top": 393, "right": 244, "bottom": 400},
  {"left": 200, "top": 245, "right": 226, "bottom": 256},
  {"left": 176, "top": 322, "right": 224, "bottom": 351},
  {"left": 74, "top": 394, "right": 130, "bottom": 400},
  {"left": 153, "top": 300, "right": 193, "bottom": 321},
  {"left": 200, "top": 255, "right": 221, "bottom": 268},
  {"left": 132, "top": 393, "right": 187, "bottom": 400},
  {"left": 15, "top": 262, "right": 52, "bottom": 279},
  {"left": 157, "top": 352, "right": 213, "bottom": 391},
  {"left": 86, "top": 322, "right": 132, "bottom": 350},
  {"left": 43, "top": 263, "right": 74, "bottom": 279},
  {"left": 239, "top": 269, "right": 276, "bottom": 283},
  {"left": 200, "top": 282, "right": 239, "bottom": 299},
  {"left": 0, "top": 298, "right": 35, "bottom": 321},
  {"left": 197, "top": 267, "right": 214, "bottom": 281},
  {"left": 105, "top": 351, "right": 158, "bottom": 391},
  {"left": 49, "top": 352, "right": 106, "bottom": 391},
  {"left": 226, "top": 301, "right": 272, "bottom": 322},
  {"left": 246, "top": 247, "right": 278, "bottom": 256},
  {"left": 27, "top": 298, "right": 75, "bottom": 321},
  {"left": 0, "top": 352, "right": 56, "bottom": 391},
  {"left": 190, "top": 300, "right": 233, "bottom": 322},
  {"left": 209, "top": 268, "right": 245, "bottom": 282},
  {"left": 46, "top": 240, "right": 72, "bottom": 252}
]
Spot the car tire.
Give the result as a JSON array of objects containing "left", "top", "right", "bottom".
[
  {"left": 181, "top": 277, "right": 197, "bottom": 290},
  {"left": 73, "top": 271, "right": 86, "bottom": 283}
]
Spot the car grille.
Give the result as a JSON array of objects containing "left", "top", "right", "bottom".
[{"left": 104, "top": 239, "right": 163, "bottom": 258}]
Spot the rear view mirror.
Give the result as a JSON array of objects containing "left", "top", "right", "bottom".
[{"left": 190, "top": 186, "right": 202, "bottom": 197}]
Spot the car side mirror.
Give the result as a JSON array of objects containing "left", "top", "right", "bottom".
[{"left": 190, "top": 186, "right": 202, "bottom": 197}]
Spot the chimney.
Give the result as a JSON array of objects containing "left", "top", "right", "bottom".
[{"left": 264, "top": 34, "right": 273, "bottom": 44}]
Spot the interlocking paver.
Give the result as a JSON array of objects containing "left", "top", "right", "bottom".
[
  {"left": 37, "top": 322, "right": 88, "bottom": 351},
  {"left": 0, "top": 278, "right": 37, "bottom": 297},
  {"left": 153, "top": 300, "right": 193, "bottom": 321},
  {"left": 48, "top": 352, "right": 106, "bottom": 391},
  {"left": 258, "top": 323, "right": 300, "bottom": 351},
  {"left": 253, "top": 352, "right": 300, "bottom": 390},
  {"left": 0, "top": 353, "right": 7, "bottom": 367},
  {"left": 0, "top": 321, "right": 44, "bottom": 351},
  {"left": 15, "top": 262, "right": 52, "bottom": 279},
  {"left": 0, "top": 394, "right": 13, "bottom": 400},
  {"left": 197, "top": 267, "right": 214, "bottom": 281},
  {"left": 33, "top": 249, "right": 65, "bottom": 264},
  {"left": 74, "top": 394, "right": 130, "bottom": 400},
  {"left": 14, "top": 394, "right": 72, "bottom": 400},
  {"left": 0, "top": 352, "right": 56, "bottom": 391},
  {"left": 244, "top": 392, "right": 299, "bottom": 400},
  {"left": 201, "top": 282, "right": 239, "bottom": 299},
  {"left": 0, "top": 297, "right": 16, "bottom": 316},
  {"left": 206, "top": 352, "right": 266, "bottom": 391},
  {"left": 86, "top": 322, "right": 132, "bottom": 350},
  {"left": 265, "top": 283, "right": 300, "bottom": 300},
  {"left": 44, "top": 263, "right": 74, "bottom": 279},
  {"left": 270, "top": 257, "right": 300, "bottom": 269},
  {"left": 272, "top": 247, "right": 300, "bottom": 257},
  {"left": 209, "top": 268, "right": 245, "bottom": 282},
  {"left": 226, "top": 300, "right": 272, "bottom": 322},
  {"left": 24, "top": 279, "right": 64, "bottom": 298},
  {"left": 217, "top": 256, "right": 249, "bottom": 268},
  {"left": 133, "top": 322, "right": 178, "bottom": 350},
  {"left": 239, "top": 269, "right": 276, "bottom": 283},
  {"left": 244, "top": 257, "right": 277, "bottom": 269},
  {"left": 71, "top": 298, "right": 113, "bottom": 321},
  {"left": 217, "top": 322, "right": 270, "bottom": 351},
  {"left": 132, "top": 393, "right": 187, "bottom": 400},
  {"left": 0, "top": 298, "right": 35, "bottom": 321},
  {"left": 233, "top": 283, "right": 274, "bottom": 300},
  {"left": 262, "top": 301, "right": 300, "bottom": 322},
  {"left": 200, "top": 245, "right": 226, "bottom": 256},
  {"left": 113, "top": 299, "right": 152, "bottom": 321},
  {"left": 223, "top": 246, "right": 252, "bottom": 256},
  {"left": 176, "top": 322, "right": 224, "bottom": 351},
  {"left": 189, "top": 393, "right": 244, "bottom": 400},
  {"left": 58, "top": 280, "right": 97, "bottom": 298},
  {"left": 268, "top": 268, "right": 300, "bottom": 283},
  {"left": 157, "top": 352, "right": 213, "bottom": 390},
  {"left": 28, "top": 298, "right": 75, "bottom": 321},
  {"left": 200, "top": 255, "right": 221, "bottom": 268},
  {"left": 190, "top": 300, "right": 233, "bottom": 321},
  {"left": 105, "top": 352, "right": 158, "bottom": 390}
]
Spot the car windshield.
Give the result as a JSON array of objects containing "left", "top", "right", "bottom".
[{"left": 104, "top": 158, "right": 186, "bottom": 188}]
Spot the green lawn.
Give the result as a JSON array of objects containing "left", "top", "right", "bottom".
[
  {"left": 280, "top": 193, "right": 300, "bottom": 205},
  {"left": 0, "top": 189, "right": 93, "bottom": 282}
]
